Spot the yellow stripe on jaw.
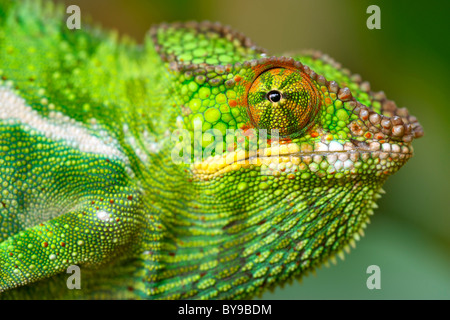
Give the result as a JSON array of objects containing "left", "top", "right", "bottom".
[{"left": 191, "top": 143, "right": 301, "bottom": 180}]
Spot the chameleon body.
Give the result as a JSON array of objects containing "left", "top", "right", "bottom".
[{"left": 0, "top": 1, "right": 423, "bottom": 299}]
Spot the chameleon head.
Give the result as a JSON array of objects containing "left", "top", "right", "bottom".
[
  {"left": 154, "top": 22, "right": 424, "bottom": 296},
  {"left": 185, "top": 56, "right": 424, "bottom": 183}
]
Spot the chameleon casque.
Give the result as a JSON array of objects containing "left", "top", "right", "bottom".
[{"left": 0, "top": 1, "right": 423, "bottom": 299}]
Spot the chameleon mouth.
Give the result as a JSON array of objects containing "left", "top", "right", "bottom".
[{"left": 191, "top": 141, "right": 413, "bottom": 180}]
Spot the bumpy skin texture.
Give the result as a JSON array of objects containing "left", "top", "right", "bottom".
[{"left": 0, "top": 1, "right": 423, "bottom": 299}]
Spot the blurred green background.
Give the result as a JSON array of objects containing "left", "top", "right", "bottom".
[{"left": 56, "top": 0, "right": 450, "bottom": 299}]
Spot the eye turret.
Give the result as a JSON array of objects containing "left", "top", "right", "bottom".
[{"left": 247, "top": 68, "right": 320, "bottom": 136}]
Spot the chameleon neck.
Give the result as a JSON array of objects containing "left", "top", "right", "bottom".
[{"left": 139, "top": 152, "right": 385, "bottom": 299}]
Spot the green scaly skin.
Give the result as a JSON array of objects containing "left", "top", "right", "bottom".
[{"left": 0, "top": 1, "right": 423, "bottom": 299}]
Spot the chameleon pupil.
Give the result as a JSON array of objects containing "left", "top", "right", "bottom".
[{"left": 267, "top": 90, "right": 282, "bottom": 103}]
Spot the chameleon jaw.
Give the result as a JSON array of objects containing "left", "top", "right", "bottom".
[{"left": 190, "top": 141, "right": 414, "bottom": 181}]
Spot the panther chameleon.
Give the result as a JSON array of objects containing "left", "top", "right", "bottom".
[{"left": 0, "top": 0, "right": 423, "bottom": 299}]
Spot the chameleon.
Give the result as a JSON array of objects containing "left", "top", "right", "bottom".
[{"left": 0, "top": 0, "right": 423, "bottom": 299}]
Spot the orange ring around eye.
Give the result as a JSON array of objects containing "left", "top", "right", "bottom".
[{"left": 247, "top": 68, "right": 320, "bottom": 137}]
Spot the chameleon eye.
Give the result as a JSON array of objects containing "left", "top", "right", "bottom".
[{"left": 247, "top": 68, "right": 320, "bottom": 136}]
